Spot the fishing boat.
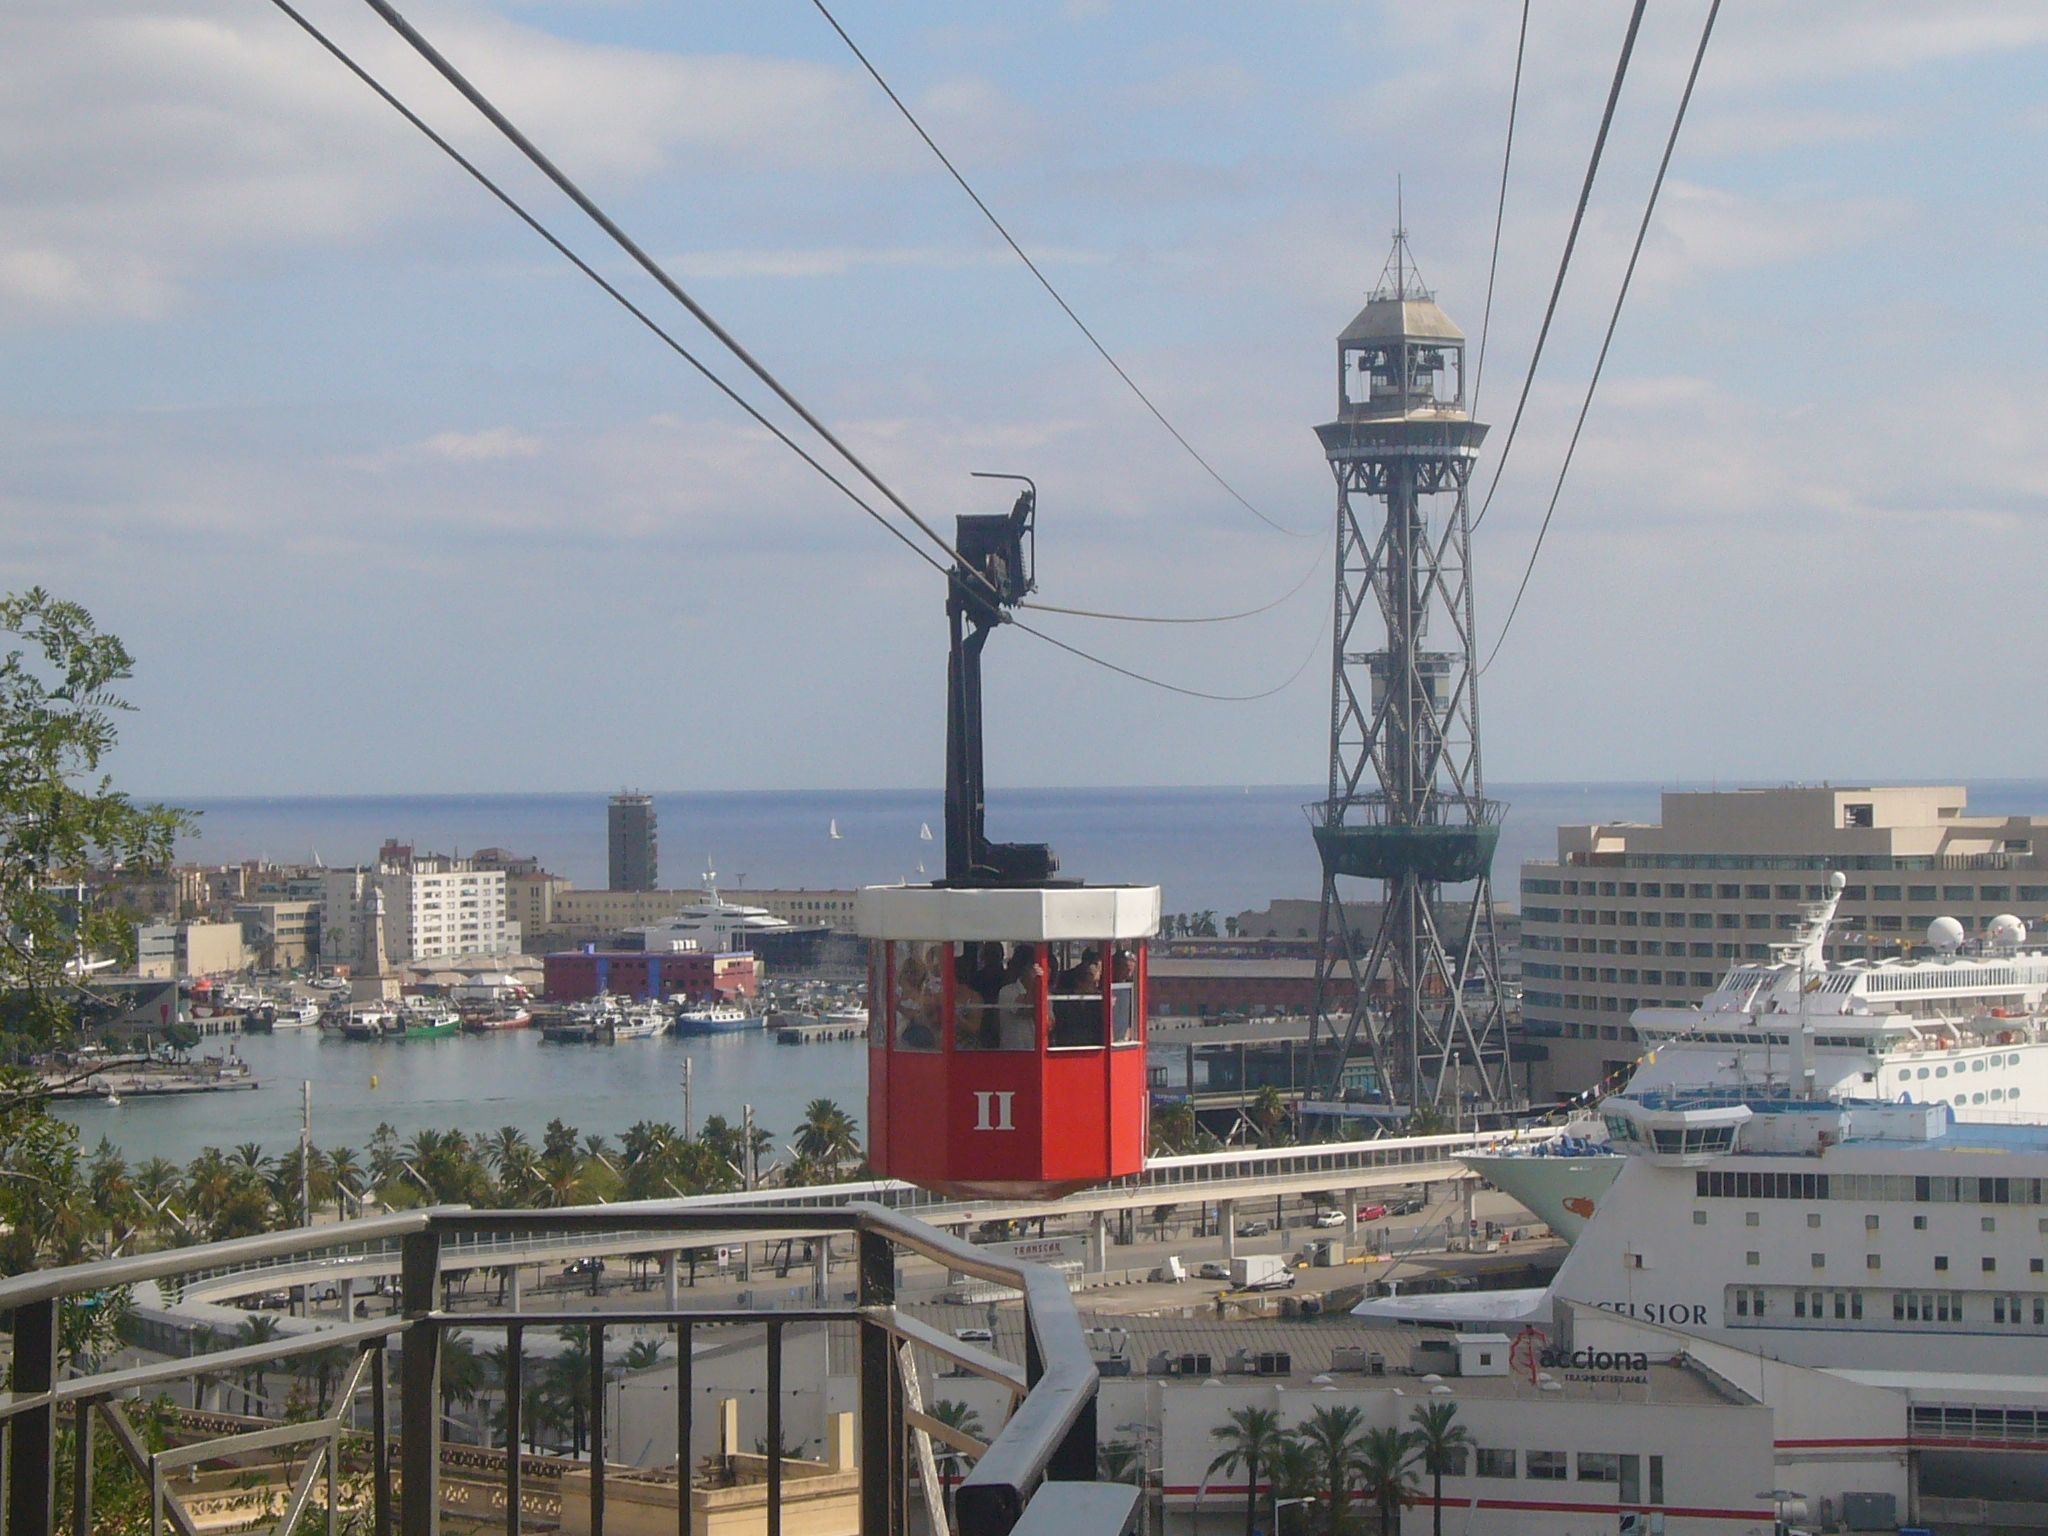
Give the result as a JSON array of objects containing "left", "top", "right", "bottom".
[
  {"left": 608, "top": 1002, "right": 669, "bottom": 1041},
  {"left": 459, "top": 1002, "right": 533, "bottom": 1033},
  {"left": 340, "top": 1005, "right": 395, "bottom": 1041},
  {"left": 394, "top": 999, "right": 460, "bottom": 1039},
  {"left": 671, "top": 1000, "right": 766, "bottom": 1035},
  {"left": 539, "top": 994, "right": 625, "bottom": 1043}
]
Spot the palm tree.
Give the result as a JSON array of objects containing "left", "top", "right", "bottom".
[
  {"left": 794, "top": 1099, "right": 860, "bottom": 1167},
  {"left": 1293, "top": 1405, "right": 1370, "bottom": 1536},
  {"left": 486, "top": 1126, "right": 534, "bottom": 1182},
  {"left": 440, "top": 1331, "right": 488, "bottom": 1438},
  {"left": 1097, "top": 1441, "right": 1143, "bottom": 1485},
  {"left": 236, "top": 1314, "right": 282, "bottom": 1412},
  {"left": 544, "top": 1330, "right": 597, "bottom": 1458},
  {"left": 1207, "top": 1406, "right": 1285, "bottom": 1536},
  {"left": 323, "top": 1146, "right": 365, "bottom": 1215},
  {"left": 618, "top": 1339, "right": 666, "bottom": 1372},
  {"left": 1265, "top": 1438, "right": 1318, "bottom": 1535},
  {"left": 1250, "top": 1085, "right": 1291, "bottom": 1147},
  {"left": 925, "top": 1399, "right": 984, "bottom": 1531},
  {"left": 1354, "top": 1426, "right": 1421, "bottom": 1536},
  {"left": 1407, "top": 1403, "right": 1470, "bottom": 1536}
]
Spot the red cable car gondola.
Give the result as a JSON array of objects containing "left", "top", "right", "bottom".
[{"left": 862, "top": 481, "right": 1159, "bottom": 1199}]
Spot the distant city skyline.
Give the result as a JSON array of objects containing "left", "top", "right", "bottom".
[{"left": 8, "top": 2, "right": 2047, "bottom": 795}]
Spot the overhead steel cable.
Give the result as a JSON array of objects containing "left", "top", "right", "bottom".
[
  {"left": 1019, "top": 540, "right": 1325, "bottom": 624},
  {"left": 1470, "top": 0, "right": 1530, "bottom": 415},
  {"left": 267, "top": 1, "right": 1320, "bottom": 701},
  {"left": 1469, "top": 0, "right": 1648, "bottom": 534},
  {"left": 360, "top": 0, "right": 1320, "bottom": 631},
  {"left": 807, "top": 0, "right": 1317, "bottom": 542},
  {"left": 1482, "top": 0, "right": 1721, "bottom": 675},
  {"left": 261, "top": 0, "right": 950, "bottom": 586},
  {"left": 358, "top": 0, "right": 989, "bottom": 580},
  {"left": 1017, "top": 605, "right": 1327, "bottom": 702}
]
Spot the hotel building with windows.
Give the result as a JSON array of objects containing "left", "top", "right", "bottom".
[{"left": 1520, "top": 785, "right": 2048, "bottom": 1098}]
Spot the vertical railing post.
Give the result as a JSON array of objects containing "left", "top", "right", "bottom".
[
  {"left": 766, "top": 1321, "right": 783, "bottom": 1536},
  {"left": 589, "top": 1323, "right": 606, "bottom": 1536},
  {"left": 673, "top": 1321, "right": 692, "bottom": 1536},
  {"left": 857, "top": 1228, "right": 896, "bottom": 1536},
  {"left": 69, "top": 1399, "right": 94, "bottom": 1536},
  {"left": 504, "top": 1323, "right": 523, "bottom": 1536},
  {"left": 7, "top": 1298, "right": 56, "bottom": 1536},
  {"left": 400, "top": 1227, "right": 443, "bottom": 1536},
  {"left": 371, "top": 1342, "right": 391, "bottom": 1536}
]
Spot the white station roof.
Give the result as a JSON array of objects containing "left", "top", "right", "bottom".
[{"left": 855, "top": 883, "right": 1161, "bottom": 943}]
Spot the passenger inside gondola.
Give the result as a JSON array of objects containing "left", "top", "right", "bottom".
[{"left": 894, "top": 942, "right": 941, "bottom": 1050}]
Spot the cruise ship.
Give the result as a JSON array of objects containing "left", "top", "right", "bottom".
[{"left": 1470, "top": 872, "right": 2048, "bottom": 1237}]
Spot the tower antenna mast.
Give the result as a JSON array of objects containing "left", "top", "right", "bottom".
[{"left": 1307, "top": 210, "right": 1513, "bottom": 1115}]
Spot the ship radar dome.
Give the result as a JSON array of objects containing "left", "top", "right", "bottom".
[
  {"left": 1827, "top": 870, "right": 1846, "bottom": 895},
  {"left": 1989, "top": 913, "right": 2027, "bottom": 949},
  {"left": 1927, "top": 915, "right": 1966, "bottom": 953}
]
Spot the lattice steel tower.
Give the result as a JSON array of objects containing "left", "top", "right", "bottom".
[{"left": 1307, "top": 225, "right": 1510, "bottom": 1112}]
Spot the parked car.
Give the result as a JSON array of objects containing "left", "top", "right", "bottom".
[
  {"left": 1390, "top": 1195, "right": 1426, "bottom": 1216},
  {"left": 1356, "top": 1202, "right": 1388, "bottom": 1222},
  {"left": 1310, "top": 1210, "right": 1345, "bottom": 1228},
  {"left": 1196, "top": 1261, "right": 1231, "bottom": 1281},
  {"left": 1235, "top": 1220, "right": 1271, "bottom": 1238},
  {"left": 564, "top": 1257, "right": 607, "bottom": 1278}
]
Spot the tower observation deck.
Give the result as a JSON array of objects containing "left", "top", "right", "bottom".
[{"left": 1307, "top": 225, "right": 1512, "bottom": 1113}]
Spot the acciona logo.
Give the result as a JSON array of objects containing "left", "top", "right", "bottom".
[{"left": 1508, "top": 1324, "right": 1649, "bottom": 1384}]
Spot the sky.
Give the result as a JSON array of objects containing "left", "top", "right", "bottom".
[{"left": 7, "top": 1, "right": 2048, "bottom": 797}]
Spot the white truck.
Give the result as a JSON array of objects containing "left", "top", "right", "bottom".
[{"left": 1229, "top": 1254, "right": 1295, "bottom": 1291}]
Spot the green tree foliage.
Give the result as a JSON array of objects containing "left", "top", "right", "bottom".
[
  {"left": 1206, "top": 1406, "right": 1285, "bottom": 1536},
  {"left": 1407, "top": 1402, "right": 1471, "bottom": 1536},
  {"left": 0, "top": 588, "right": 188, "bottom": 1048}
]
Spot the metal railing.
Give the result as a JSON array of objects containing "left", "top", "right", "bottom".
[
  {"left": 0, "top": 1204, "right": 1137, "bottom": 1536},
  {"left": 156, "top": 1131, "right": 1536, "bottom": 1308}
]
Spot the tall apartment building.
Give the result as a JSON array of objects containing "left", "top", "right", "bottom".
[
  {"left": 608, "top": 792, "right": 658, "bottom": 892},
  {"left": 1520, "top": 785, "right": 2048, "bottom": 1098},
  {"left": 320, "top": 858, "right": 518, "bottom": 966}
]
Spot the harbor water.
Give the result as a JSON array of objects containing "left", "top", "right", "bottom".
[{"left": 54, "top": 1027, "right": 869, "bottom": 1168}]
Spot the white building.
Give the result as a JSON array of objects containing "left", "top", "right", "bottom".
[{"left": 319, "top": 859, "right": 518, "bottom": 966}]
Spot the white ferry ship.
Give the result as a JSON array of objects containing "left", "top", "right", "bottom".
[
  {"left": 1471, "top": 873, "right": 2048, "bottom": 1237},
  {"left": 1541, "top": 1090, "right": 2048, "bottom": 1375}
]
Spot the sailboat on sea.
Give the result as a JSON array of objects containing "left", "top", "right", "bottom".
[
  {"left": 919, "top": 822, "right": 933, "bottom": 841},
  {"left": 829, "top": 819, "right": 842, "bottom": 840}
]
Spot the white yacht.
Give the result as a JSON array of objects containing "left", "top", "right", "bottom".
[
  {"left": 1471, "top": 873, "right": 2048, "bottom": 1237},
  {"left": 627, "top": 875, "right": 792, "bottom": 955}
]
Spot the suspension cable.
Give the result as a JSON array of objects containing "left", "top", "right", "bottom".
[
  {"left": 361, "top": 0, "right": 1322, "bottom": 626},
  {"left": 1469, "top": 0, "right": 1648, "bottom": 534},
  {"left": 262, "top": 0, "right": 948, "bottom": 584},
  {"left": 1018, "top": 540, "right": 1324, "bottom": 624},
  {"left": 1016, "top": 605, "right": 1327, "bottom": 702},
  {"left": 270, "top": 0, "right": 1324, "bottom": 702},
  {"left": 1482, "top": 0, "right": 1721, "bottom": 675},
  {"left": 808, "top": 0, "right": 1316, "bottom": 542},
  {"left": 1470, "top": 0, "right": 1529, "bottom": 416}
]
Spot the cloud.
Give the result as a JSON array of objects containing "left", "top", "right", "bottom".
[
  {"left": 0, "top": 0, "right": 943, "bottom": 329},
  {"left": 419, "top": 427, "right": 543, "bottom": 463}
]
